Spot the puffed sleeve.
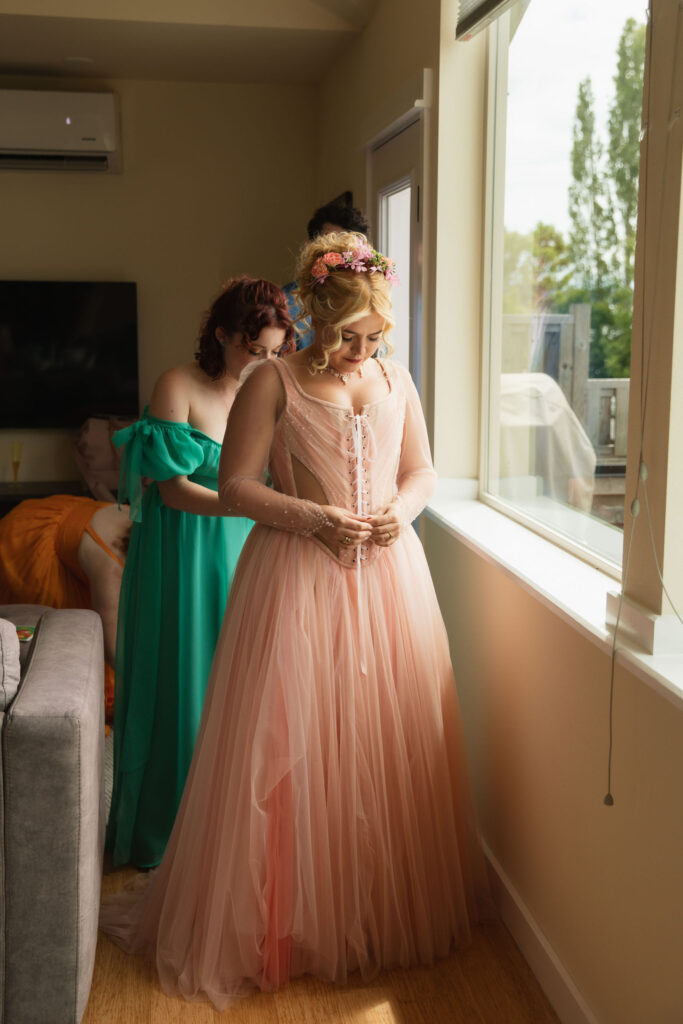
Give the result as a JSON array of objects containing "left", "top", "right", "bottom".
[
  {"left": 113, "top": 411, "right": 205, "bottom": 522},
  {"left": 393, "top": 365, "right": 437, "bottom": 525}
]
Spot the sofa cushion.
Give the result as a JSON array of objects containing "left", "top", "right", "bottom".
[{"left": 0, "top": 616, "right": 21, "bottom": 710}]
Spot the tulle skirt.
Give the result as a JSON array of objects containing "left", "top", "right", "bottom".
[{"left": 100, "top": 523, "right": 491, "bottom": 1009}]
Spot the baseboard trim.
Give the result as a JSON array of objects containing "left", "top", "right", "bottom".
[{"left": 484, "top": 843, "right": 601, "bottom": 1024}]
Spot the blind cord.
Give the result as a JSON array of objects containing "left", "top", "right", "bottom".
[{"left": 603, "top": 0, "right": 683, "bottom": 805}]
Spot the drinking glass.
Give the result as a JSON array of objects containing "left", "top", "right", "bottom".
[{"left": 10, "top": 441, "right": 22, "bottom": 487}]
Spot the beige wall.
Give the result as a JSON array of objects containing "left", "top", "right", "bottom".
[
  {"left": 0, "top": 0, "right": 354, "bottom": 30},
  {"left": 315, "top": 0, "right": 440, "bottom": 212},
  {"left": 424, "top": 518, "right": 683, "bottom": 1024},
  {"left": 0, "top": 73, "right": 315, "bottom": 480},
  {"left": 432, "top": 7, "right": 488, "bottom": 478}
]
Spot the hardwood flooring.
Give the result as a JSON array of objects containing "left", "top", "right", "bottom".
[{"left": 83, "top": 868, "right": 559, "bottom": 1023}]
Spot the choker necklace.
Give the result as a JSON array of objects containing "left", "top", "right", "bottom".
[{"left": 308, "top": 359, "right": 363, "bottom": 386}]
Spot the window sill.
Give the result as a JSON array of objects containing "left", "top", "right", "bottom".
[
  {"left": 425, "top": 479, "right": 683, "bottom": 711},
  {"left": 486, "top": 486, "right": 623, "bottom": 570}
]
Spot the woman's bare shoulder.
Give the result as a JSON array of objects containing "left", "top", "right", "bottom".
[{"left": 149, "top": 364, "right": 197, "bottom": 421}]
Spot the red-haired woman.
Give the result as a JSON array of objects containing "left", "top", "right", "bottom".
[{"left": 106, "top": 277, "right": 294, "bottom": 869}]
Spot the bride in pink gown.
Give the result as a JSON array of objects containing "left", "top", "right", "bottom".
[{"left": 101, "top": 232, "right": 491, "bottom": 1008}]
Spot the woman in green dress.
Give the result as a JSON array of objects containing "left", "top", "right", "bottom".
[{"left": 106, "top": 277, "right": 295, "bottom": 868}]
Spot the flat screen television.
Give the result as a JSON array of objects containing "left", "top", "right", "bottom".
[{"left": 0, "top": 280, "right": 139, "bottom": 428}]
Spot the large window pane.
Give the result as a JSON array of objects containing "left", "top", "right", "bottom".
[{"left": 486, "top": 0, "right": 645, "bottom": 568}]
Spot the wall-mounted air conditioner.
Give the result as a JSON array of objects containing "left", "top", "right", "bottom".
[{"left": 0, "top": 90, "right": 120, "bottom": 172}]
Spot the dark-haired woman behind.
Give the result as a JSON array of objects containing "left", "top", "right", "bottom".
[{"left": 106, "top": 277, "right": 294, "bottom": 869}]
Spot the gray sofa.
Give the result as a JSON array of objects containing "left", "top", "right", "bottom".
[{"left": 0, "top": 604, "right": 105, "bottom": 1024}]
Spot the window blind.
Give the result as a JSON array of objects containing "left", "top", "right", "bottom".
[{"left": 456, "top": 0, "right": 518, "bottom": 39}]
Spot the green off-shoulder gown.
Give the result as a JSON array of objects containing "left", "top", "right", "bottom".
[{"left": 105, "top": 410, "right": 252, "bottom": 868}]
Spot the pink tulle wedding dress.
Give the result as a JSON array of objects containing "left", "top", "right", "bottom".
[{"left": 100, "top": 358, "right": 491, "bottom": 1009}]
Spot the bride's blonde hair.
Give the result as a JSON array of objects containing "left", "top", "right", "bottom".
[{"left": 294, "top": 231, "right": 396, "bottom": 369}]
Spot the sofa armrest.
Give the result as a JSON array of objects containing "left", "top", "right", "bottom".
[{"left": 1, "top": 608, "right": 105, "bottom": 1024}]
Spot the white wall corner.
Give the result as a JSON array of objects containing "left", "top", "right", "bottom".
[
  {"left": 413, "top": 67, "right": 434, "bottom": 109},
  {"left": 363, "top": 68, "right": 433, "bottom": 150},
  {"left": 485, "top": 844, "right": 601, "bottom": 1024}
]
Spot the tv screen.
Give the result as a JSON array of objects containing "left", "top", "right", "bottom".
[{"left": 0, "top": 280, "right": 139, "bottom": 428}]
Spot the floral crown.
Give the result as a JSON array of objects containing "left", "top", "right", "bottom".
[{"left": 311, "top": 239, "right": 398, "bottom": 287}]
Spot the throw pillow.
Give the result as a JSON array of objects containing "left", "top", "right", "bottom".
[{"left": 0, "top": 617, "right": 22, "bottom": 711}]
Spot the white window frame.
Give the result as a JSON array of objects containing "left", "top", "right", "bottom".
[
  {"left": 368, "top": 115, "right": 426, "bottom": 394},
  {"left": 478, "top": 8, "right": 636, "bottom": 581}
]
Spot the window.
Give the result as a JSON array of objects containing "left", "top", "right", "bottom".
[
  {"left": 371, "top": 119, "right": 423, "bottom": 391},
  {"left": 378, "top": 185, "right": 412, "bottom": 369},
  {"left": 482, "top": 0, "right": 646, "bottom": 573}
]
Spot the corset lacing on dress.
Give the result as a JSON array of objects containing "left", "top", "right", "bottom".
[{"left": 347, "top": 412, "right": 376, "bottom": 675}]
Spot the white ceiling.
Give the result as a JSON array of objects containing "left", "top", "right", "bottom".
[{"left": 0, "top": 1, "right": 379, "bottom": 84}]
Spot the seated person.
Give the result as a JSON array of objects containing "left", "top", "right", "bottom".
[
  {"left": 0, "top": 495, "right": 131, "bottom": 724},
  {"left": 283, "top": 198, "right": 369, "bottom": 348}
]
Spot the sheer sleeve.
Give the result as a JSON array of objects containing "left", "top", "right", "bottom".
[
  {"left": 393, "top": 365, "right": 437, "bottom": 525},
  {"left": 218, "top": 362, "right": 332, "bottom": 536}
]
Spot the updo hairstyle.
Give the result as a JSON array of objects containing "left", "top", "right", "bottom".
[
  {"left": 295, "top": 232, "right": 395, "bottom": 370},
  {"left": 195, "top": 276, "right": 295, "bottom": 379}
]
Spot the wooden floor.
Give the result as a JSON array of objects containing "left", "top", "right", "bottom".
[{"left": 84, "top": 868, "right": 559, "bottom": 1024}]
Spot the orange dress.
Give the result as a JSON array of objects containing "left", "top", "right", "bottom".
[{"left": 0, "top": 495, "right": 123, "bottom": 721}]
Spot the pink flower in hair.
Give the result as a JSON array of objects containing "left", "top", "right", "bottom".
[
  {"left": 311, "top": 242, "right": 399, "bottom": 287},
  {"left": 345, "top": 249, "right": 369, "bottom": 273},
  {"left": 384, "top": 258, "right": 399, "bottom": 283},
  {"left": 311, "top": 257, "right": 329, "bottom": 283}
]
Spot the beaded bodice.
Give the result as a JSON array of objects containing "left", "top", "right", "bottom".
[
  {"left": 218, "top": 357, "right": 436, "bottom": 563},
  {"left": 270, "top": 361, "right": 405, "bottom": 566}
]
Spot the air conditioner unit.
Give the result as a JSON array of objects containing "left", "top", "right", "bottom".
[{"left": 0, "top": 90, "right": 120, "bottom": 172}]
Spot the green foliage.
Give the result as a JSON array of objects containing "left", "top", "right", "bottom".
[
  {"left": 547, "top": 283, "right": 633, "bottom": 378},
  {"left": 533, "top": 222, "right": 572, "bottom": 310},
  {"left": 602, "top": 285, "right": 635, "bottom": 376},
  {"left": 503, "top": 223, "right": 571, "bottom": 315},
  {"left": 502, "top": 229, "right": 534, "bottom": 314},
  {"left": 608, "top": 18, "right": 646, "bottom": 288},
  {"left": 502, "top": 18, "right": 645, "bottom": 379},
  {"left": 568, "top": 78, "right": 616, "bottom": 291}
]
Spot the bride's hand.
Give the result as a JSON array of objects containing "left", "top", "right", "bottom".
[
  {"left": 368, "top": 503, "right": 402, "bottom": 547},
  {"left": 316, "top": 505, "right": 373, "bottom": 550}
]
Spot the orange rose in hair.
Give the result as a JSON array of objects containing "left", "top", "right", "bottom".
[{"left": 312, "top": 257, "right": 328, "bottom": 281}]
